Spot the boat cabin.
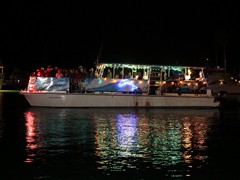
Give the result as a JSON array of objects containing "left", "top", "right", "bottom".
[{"left": 94, "top": 63, "right": 207, "bottom": 94}]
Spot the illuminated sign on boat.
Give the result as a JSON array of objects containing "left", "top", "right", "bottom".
[{"left": 118, "top": 79, "right": 138, "bottom": 91}]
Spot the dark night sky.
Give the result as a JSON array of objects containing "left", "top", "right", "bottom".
[{"left": 1, "top": 1, "right": 240, "bottom": 75}]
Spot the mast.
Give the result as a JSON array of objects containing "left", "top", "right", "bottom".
[
  {"left": 223, "top": 42, "right": 227, "bottom": 73},
  {"left": 96, "top": 43, "right": 103, "bottom": 66},
  {"left": 43, "top": 41, "right": 48, "bottom": 67}
]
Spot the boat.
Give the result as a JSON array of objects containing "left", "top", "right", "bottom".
[
  {"left": 206, "top": 67, "right": 240, "bottom": 105},
  {"left": 3, "top": 68, "right": 29, "bottom": 90},
  {"left": 20, "top": 63, "right": 220, "bottom": 108}
]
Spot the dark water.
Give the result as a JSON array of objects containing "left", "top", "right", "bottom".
[{"left": 0, "top": 92, "right": 240, "bottom": 179}]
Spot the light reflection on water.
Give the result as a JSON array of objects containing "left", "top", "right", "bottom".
[{"left": 23, "top": 108, "right": 220, "bottom": 178}]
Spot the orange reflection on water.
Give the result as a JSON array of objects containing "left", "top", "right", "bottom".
[
  {"left": 181, "top": 115, "right": 208, "bottom": 167},
  {"left": 24, "top": 111, "right": 37, "bottom": 163},
  {"left": 94, "top": 114, "right": 116, "bottom": 164}
]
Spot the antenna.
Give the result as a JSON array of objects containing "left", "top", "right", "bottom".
[{"left": 96, "top": 43, "right": 103, "bottom": 66}]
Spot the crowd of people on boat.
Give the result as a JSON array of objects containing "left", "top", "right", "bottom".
[
  {"left": 30, "top": 65, "right": 144, "bottom": 92},
  {"left": 32, "top": 65, "right": 93, "bottom": 78},
  {"left": 30, "top": 65, "right": 97, "bottom": 92},
  {"left": 31, "top": 65, "right": 145, "bottom": 81},
  {"left": 105, "top": 68, "right": 143, "bottom": 80}
]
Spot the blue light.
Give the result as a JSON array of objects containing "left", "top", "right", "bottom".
[{"left": 118, "top": 79, "right": 138, "bottom": 91}]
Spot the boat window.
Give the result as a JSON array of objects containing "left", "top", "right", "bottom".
[
  {"left": 219, "top": 80, "right": 228, "bottom": 84},
  {"left": 208, "top": 80, "right": 228, "bottom": 85}
]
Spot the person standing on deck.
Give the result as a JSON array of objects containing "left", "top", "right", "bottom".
[
  {"left": 55, "top": 69, "right": 64, "bottom": 78},
  {"left": 106, "top": 69, "right": 112, "bottom": 78},
  {"left": 119, "top": 70, "right": 124, "bottom": 79}
]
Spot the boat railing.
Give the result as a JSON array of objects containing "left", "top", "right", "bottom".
[
  {"left": 26, "top": 76, "right": 149, "bottom": 94},
  {"left": 27, "top": 76, "right": 70, "bottom": 92},
  {"left": 25, "top": 75, "right": 210, "bottom": 97}
]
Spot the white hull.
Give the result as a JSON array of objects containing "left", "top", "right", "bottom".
[{"left": 20, "top": 91, "right": 220, "bottom": 108}]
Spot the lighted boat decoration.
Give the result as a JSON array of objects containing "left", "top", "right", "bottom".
[{"left": 20, "top": 63, "right": 220, "bottom": 108}]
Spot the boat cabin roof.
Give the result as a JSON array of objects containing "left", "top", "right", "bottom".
[{"left": 98, "top": 63, "right": 205, "bottom": 70}]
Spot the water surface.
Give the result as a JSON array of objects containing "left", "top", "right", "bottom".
[{"left": 0, "top": 92, "right": 239, "bottom": 179}]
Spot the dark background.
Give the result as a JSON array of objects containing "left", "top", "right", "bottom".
[{"left": 1, "top": 1, "right": 240, "bottom": 76}]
